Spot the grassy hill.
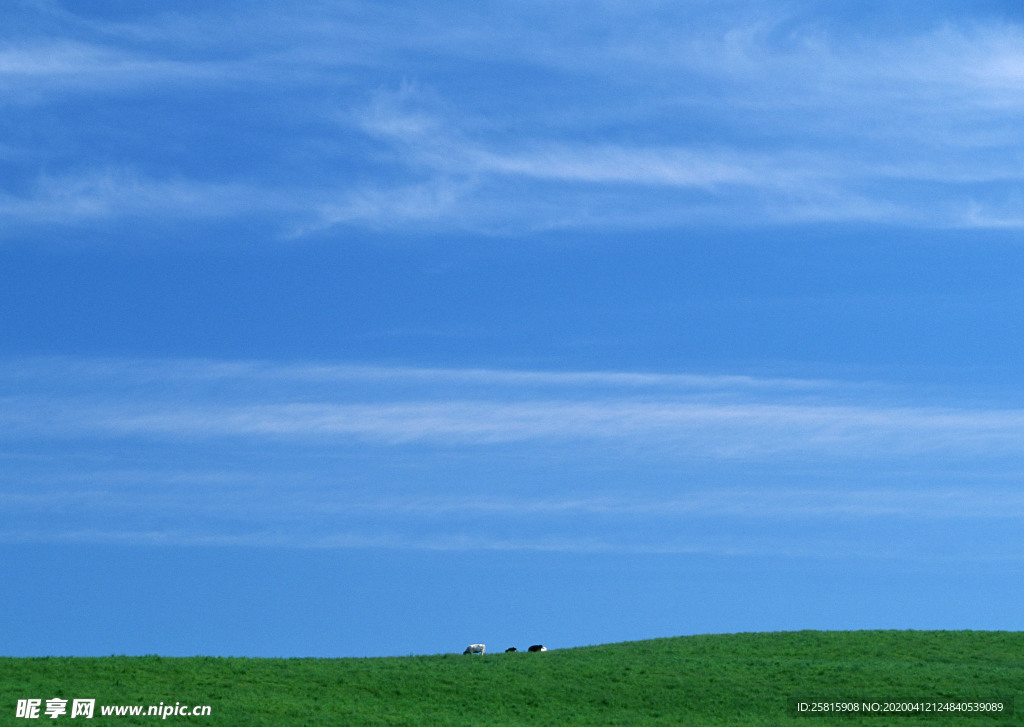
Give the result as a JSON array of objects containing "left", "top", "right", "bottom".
[{"left": 2, "top": 631, "right": 1022, "bottom": 725}]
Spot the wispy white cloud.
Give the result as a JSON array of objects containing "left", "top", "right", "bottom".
[
  {"left": 20, "top": 455, "right": 1024, "bottom": 525},
  {"left": 72, "top": 400, "right": 1024, "bottom": 459},
  {"left": 304, "top": 179, "right": 473, "bottom": 234},
  {"left": 5, "top": 357, "right": 1023, "bottom": 556},
  {"left": 3, "top": 519, "right": 1020, "bottom": 561},
  {"left": 4, "top": 2, "right": 1024, "bottom": 234},
  {"left": 0, "top": 40, "right": 250, "bottom": 101},
  {"left": 2, "top": 356, "right": 1023, "bottom": 459},
  {"left": 0, "top": 355, "right": 840, "bottom": 395},
  {"left": 0, "top": 527, "right": 720, "bottom": 553},
  {"left": 302, "top": 10, "right": 1024, "bottom": 232},
  {"left": 959, "top": 195, "right": 1024, "bottom": 230},
  {"left": 337, "top": 488, "right": 1024, "bottom": 520},
  {"left": 0, "top": 168, "right": 303, "bottom": 227}
]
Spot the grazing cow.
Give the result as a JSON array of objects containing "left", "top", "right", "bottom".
[
  {"left": 505, "top": 647, "right": 517, "bottom": 653},
  {"left": 528, "top": 644, "right": 547, "bottom": 652},
  {"left": 463, "top": 643, "right": 485, "bottom": 655}
]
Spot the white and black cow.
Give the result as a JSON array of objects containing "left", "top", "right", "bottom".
[
  {"left": 463, "top": 643, "right": 485, "bottom": 655},
  {"left": 505, "top": 647, "right": 517, "bottom": 653},
  {"left": 527, "top": 644, "right": 547, "bottom": 652}
]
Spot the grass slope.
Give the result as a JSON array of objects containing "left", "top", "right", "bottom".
[{"left": 2, "top": 631, "right": 1022, "bottom": 726}]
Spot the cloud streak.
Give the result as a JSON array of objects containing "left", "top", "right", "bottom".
[
  {"left": 3, "top": 357, "right": 1024, "bottom": 460},
  {"left": 2, "top": 2, "right": 1023, "bottom": 235},
  {"left": 0, "top": 168, "right": 291, "bottom": 226},
  {"left": 5, "top": 357, "right": 1023, "bottom": 557},
  {"left": 309, "top": 8, "right": 1024, "bottom": 232}
]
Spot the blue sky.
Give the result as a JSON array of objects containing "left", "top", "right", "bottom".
[{"left": 2, "top": 0, "right": 1024, "bottom": 657}]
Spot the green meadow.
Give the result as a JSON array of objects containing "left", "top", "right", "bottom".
[{"left": 2, "top": 631, "right": 1022, "bottom": 725}]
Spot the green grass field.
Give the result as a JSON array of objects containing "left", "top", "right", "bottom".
[{"left": 2, "top": 631, "right": 1021, "bottom": 725}]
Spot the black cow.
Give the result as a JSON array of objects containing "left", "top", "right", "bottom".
[
  {"left": 505, "top": 647, "right": 517, "bottom": 653},
  {"left": 527, "top": 644, "right": 547, "bottom": 652}
]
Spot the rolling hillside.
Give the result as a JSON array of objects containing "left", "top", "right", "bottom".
[{"left": 2, "top": 631, "right": 1022, "bottom": 725}]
